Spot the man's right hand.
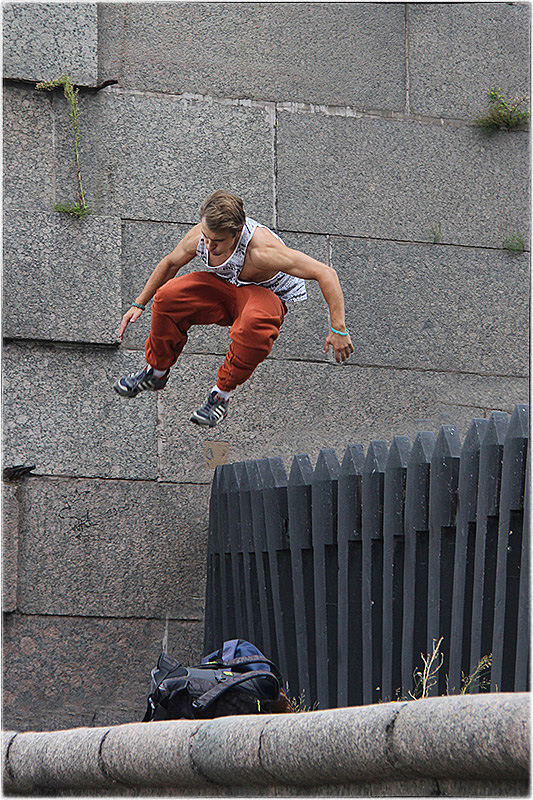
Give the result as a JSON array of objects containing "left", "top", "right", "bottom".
[{"left": 118, "top": 306, "right": 144, "bottom": 340}]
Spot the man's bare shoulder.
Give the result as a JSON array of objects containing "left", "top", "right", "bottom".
[
  {"left": 181, "top": 223, "right": 203, "bottom": 254},
  {"left": 248, "top": 224, "right": 288, "bottom": 265}
]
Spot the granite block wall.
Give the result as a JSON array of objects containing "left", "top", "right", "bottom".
[{"left": 2, "top": 2, "right": 529, "bottom": 732}]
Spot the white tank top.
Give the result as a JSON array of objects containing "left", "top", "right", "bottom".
[{"left": 196, "top": 217, "right": 307, "bottom": 304}]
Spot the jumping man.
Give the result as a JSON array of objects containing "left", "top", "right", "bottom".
[{"left": 114, "top": 191, "right": 354, "bottom": 426}]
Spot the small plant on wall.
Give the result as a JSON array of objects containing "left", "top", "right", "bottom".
[
  {"left": 502, "top": 230, "right": 526, "bottom": 254},
  {"left": 36, "top": 74, "right": 91, "bottom": 218},
  {"left": 475, "top": 88, "right": 530, "bottom": 132}
]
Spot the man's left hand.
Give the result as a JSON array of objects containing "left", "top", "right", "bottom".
[{"left": 324, "top": 331, "right": 355, "bottom": 363}]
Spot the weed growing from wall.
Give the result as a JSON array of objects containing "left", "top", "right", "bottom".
[
  {"left": 429, "top": 221, "right": 442, "bottom": 243},
  {"left": 503, "top": 231, "right": 526, "bottom": 253},
  {"left": 36, "top": 74, "right": 91, "bottom": 218},
  {"left": 408, "top": 637, "right": 493, "bottom": 700},
  {"left": 409, "top": 637, "right": 444, "bottom": 699},
  {"left": 475, "top": 88, "right": 530, "bottom": 132},
  {"left": 286, "top": 687, "right": 320, "bottom": 712}
]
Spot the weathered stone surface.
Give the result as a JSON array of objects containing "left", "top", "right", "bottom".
[
  {"left": 329, "top": 237, "right": 529, "bottom": 375},
  {"left": 6, "top": 727, "right": 109, "bottom": 792},
  {"left": 3, "top": 86, "right": 55, "bottom": 212},
  {"left": 393, "top": 693, "right": 530, "bottom": 778},
  {"left": 157, "top": 353, "right": 529, "bottom": 483},
  {"left": 2, "top": 343, "right": 158, "bottom": 480},
  {"left": 191, "top": 706, "right": 398, "bottom": 785},
  {"left": 408, "top": 3, "right": 531, "bottom": 120},
  {"left": 259, "top": 706, "right": 399, "bottom": 784},
  {"left": 53, "top": 89, "right": 275, "bottom": 225},
  {"left": 192, "top": 715, "right": 271, "bottom": 785},
  {"left": 2, "top": 614, "right": 203, "bottom": 732},
  {"left": 96, "top": 2, "right": 124, "bottom": 85},
  {"left": 2, "top": 484, "right": 20, "bottom": 612},
  {"left": 277, "top": 111, "right": 530, "bottom": 248},
  {"left": 3, "top": 3, "right": 98, "bottom": 86},
  {"left": 3, "top": 211, "right": 121, "bottom": 344},
  {"left": 16, "top": 476, "right": 208, "bottom": 619},
  {"left": 102, "top": 720, "right": 208, "bottom": 789},
  {"left": 98, "top": 2, "right": 406, "bottom": 109}
]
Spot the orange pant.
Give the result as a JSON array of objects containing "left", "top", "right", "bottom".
[{"left": 145, "top": 272, "right": 287, "bottom": 392}]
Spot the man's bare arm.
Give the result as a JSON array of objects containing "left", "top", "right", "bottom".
[
  {"left": 249, "top": 237, "right": 355, "bottom": 363},
  {"left": 118, "top": 225, "right": 201, "bottom": 340}
]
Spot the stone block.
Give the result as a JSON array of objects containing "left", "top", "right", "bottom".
[
  {"left": 2, "top": 483, "right": 20, "bottom": 612},
  {"left": 3, "top": 211, "right": 121, "bottom": 344},
  {"left": 408, "top": 3, "right": 531, "bottom": 120},
  {"left": 329, "top": 237, "right": 529, "bottom": 375},
  {"left": 257, "top": 705, "right": 398, "bottom": 784},
  {"left": 157, "top": 352, "right": 529, "bottom": 483},
  {"left": 277, "top": 111, "right": 530, "bottom": 248},
  {"left": 393, "top": 693, "right": 530, "bottom": 779},
  {"left": 53, "top": 89, "right": 275, "bottom": 225},
  {"left": 191, "top": 715, "right": 272, "bottom": 785},
  {"left": 2, "top": 343, "right": 158, "bottom": 480},
  {"left": 16, "top": 477, "right": 208, "bottom": 619},
  {"left": 6, "top": 727, "right": 108, "bottom": 793},
  {"left": 3, "top": 2, "right": 98, "bottom": 86},
  {"left": 2, "top": 614, "right": 203, "bottom": 732},
  {"left": 102, "top": 720, "right": 209, "bottom": 789},
  {"left": 99, "top": 3, "right": 406, "bottom": 109},
  {"left": 3, "top": 86, "right": 56, "bottom": 212}
]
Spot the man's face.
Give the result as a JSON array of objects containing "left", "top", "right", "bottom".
[{"left": 201, "top": 218, "right": 240, "bottom": 258}]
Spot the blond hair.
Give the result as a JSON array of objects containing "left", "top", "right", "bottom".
[{"left": 199, "top": 190, "right": 246, "bottom": 235}]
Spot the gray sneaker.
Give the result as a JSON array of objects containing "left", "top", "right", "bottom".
[
  {"left": 190, "top": 390, "right": 229, "bottom": 427},
  {"left": 114, "top": 365, "right": 169, "bottom": 398}
]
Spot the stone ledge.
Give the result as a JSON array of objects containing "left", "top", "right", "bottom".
[{"left": 3, "top": 693, "right": 529, "bottom": 794}]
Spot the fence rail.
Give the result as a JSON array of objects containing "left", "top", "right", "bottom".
[{"left": 204, "top": 405, "right": 529, "bottom": 708}]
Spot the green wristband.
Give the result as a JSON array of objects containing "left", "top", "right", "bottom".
[
  {"left": 331, "top": 326, "right": 349, "bottom": 336},
  {"left": 132, "top": 302, "right": 146, "bottom": 311}
]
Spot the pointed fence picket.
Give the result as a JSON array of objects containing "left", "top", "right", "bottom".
[
  {"left": 204, "top": 406, "right": 529, "bottom": 708},
  {"left": 337, "top": 444, "right": 365, "bottom": 707},
  {"left": 448, "top": 418, "right": 488, "bottom": 694},
  {"left": 401, "top": 431, "right": 435, "bottom": 696},
  {"left": 381, "top": 436, "right": 411, "bottom": 702}
]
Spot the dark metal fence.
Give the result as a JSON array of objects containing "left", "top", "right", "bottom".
[{"left": 204, "top": 405, "right": 529, "bottom": 708}]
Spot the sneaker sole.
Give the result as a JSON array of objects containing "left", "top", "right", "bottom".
[{"left": 190, "top": 413, "right": 217, "bottom": 427}]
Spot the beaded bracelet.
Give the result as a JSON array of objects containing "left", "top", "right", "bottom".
[
  {"left": 132, "top": 302, "right": 146, "bottom": 311},
  {"left": 331, "top": 326, "right": 349, "bottom": 336}
]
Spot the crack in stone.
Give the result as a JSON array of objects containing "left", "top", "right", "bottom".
[
  {"left": 97, "top": 727, "right": 153, "bottom": 791},
  {"left": 257, "top": 716, "right": 287, "bottom": 783},
  {"left": 4, "top": 732, "right": 18, "bottom": 783},
  {"left": 188, "top": 725, "right": 220, "bottom": 786},
  {"left": 384, "top": 702, "right": 407, "bottom": 769}
]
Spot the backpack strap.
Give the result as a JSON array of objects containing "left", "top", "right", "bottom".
[
  {"left": 222, "top": 656, "right": 283, "bottom": 681},
  {"left": 194, "top": 655, "right": 281, "bottom": 678},
  {"left": 191, "top": 669, "right": 280, "bottom": 715}
]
